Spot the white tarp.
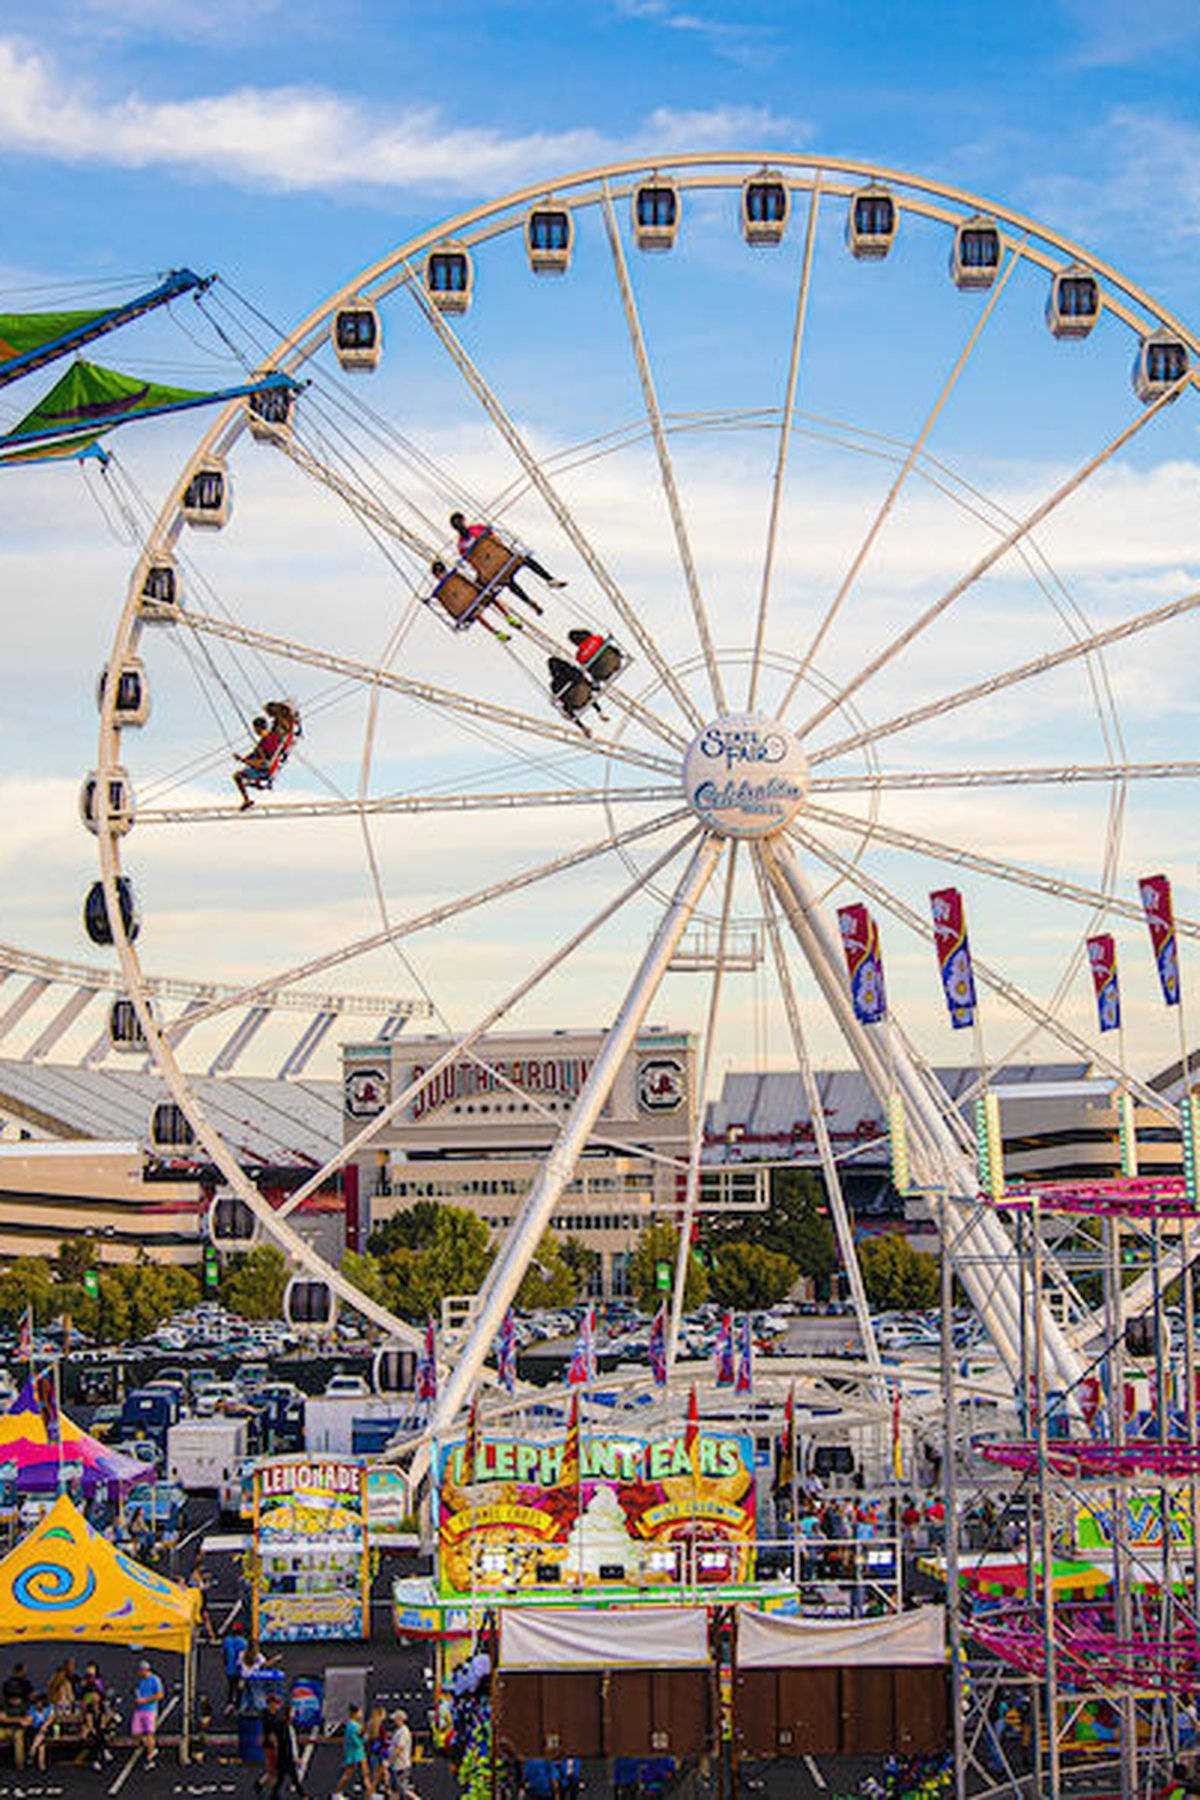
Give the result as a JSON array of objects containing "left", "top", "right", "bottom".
[
  {"left": 500, "top": 1606, "right": 711, "bottom": 1670},
  {"left": 737, "top": 1606, "right": 945, "bottom": 1669}
]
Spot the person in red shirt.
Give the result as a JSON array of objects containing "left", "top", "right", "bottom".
[
  {"left": 234, "top": 700, "right": 299, "bottom": 809},
  {"left": 568, "top": 628, "right": 622, "bottom": 685}
]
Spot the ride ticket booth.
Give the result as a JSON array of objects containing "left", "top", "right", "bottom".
[{"left": 252, "top": 1456, "right": 370, "bottom": 1642}]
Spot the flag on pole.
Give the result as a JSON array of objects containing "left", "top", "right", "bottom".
[
  {"left": 837, "top": 902, "right": 887, "bottom": 1024},
  {"left": 648, "top": 1305, "right": 667, "bottom": 1386},
  {"left": 33, "top": 1367, "right": 59, "bottom": 1447},
  {"left": 463, "top": 1387, "right": 481, "bottom": 1481},
  {"left": 714, "top": 1312, "right": 735, "bottom": 1387},
  {"left": 560, "top": 1389, "right": 581, "bottom": 1489},
  {"left": 567, "top": 1305, "right": 596, "bottom": 1385},
  {"left": 1139, "top": 873, "right": 1181, "bottom": 1007},
  {"left": 1086, "top": 933, "right": 1122, "bottom": 1033},
  {"left": 18, "top": 1306, "right": 33, "bottom": 1363},
  {"left": 775, "top": 1385, "right": 796, "bottom": 1492},
  {"left": 415, "top": 1317, "right": 437, "bottom": 1403},
  {"left": 930, "top": 887, "right": 977, "bottom": 1028},
  {"left": 497, "top": 1310, "right": 517, "bottom": 1394},
  {"left": 891, "top": 1383, "right": 904, "bottom": 1481},
  {"left": 735, "top": 1315, "right": 753, "bottom": 1395},
  {"left": 684, "top": 1384, "right": 700, "bottom": 1470}
]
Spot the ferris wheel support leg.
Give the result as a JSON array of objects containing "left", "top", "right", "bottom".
[
  {"left": 761, "top": 837, "right": 1086, "bottom": 1397},
  {"left": 432, "top": 833, "right": 724, "bottom": 1435}
]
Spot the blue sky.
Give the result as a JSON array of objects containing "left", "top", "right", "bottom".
[{"left": 3, "top": 0, "right": 1200, "bottom": 1087}]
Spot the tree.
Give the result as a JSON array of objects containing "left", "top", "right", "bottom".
[
  {"left": 87, "top": 1262, "right": 199, "bottom": 1344},
  {"left": 560, "top": 1235, "right": 600, "bottom": 1296},
  {"left": 708, "top": 1167, "right": 837, "bottom": 1293},
  {"left": 516, "top": 1232, "right": 577, "bottom": 1310},
  {"left": 341, "top": 1249, "right": 390, "bottom": 1309},
  {"left": 377, "top": 1205, "right": 494, "bottom": 1321},
  {"left": 367, "top": 1201, "right": 445, "bottom": 1259},
  {"left": 224, "top": 1244, "right": 289, "bottom": 1321},
  {"left": 55, "top": 1237, "right": 99, "bottom": 1286},
  {"left": 858, "top": 1233, "right": 940, "bottom": 1311},
  {"left": 709, "top": 1241, "right": 798, "bottom": 1310},
  {"left": 0, "top": 1257, "right": 56, "bottom": 1326},
  {"left": 629, "top": 1223, "right": 707, "bottom": 1313}
]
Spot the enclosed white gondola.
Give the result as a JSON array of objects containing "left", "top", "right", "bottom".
[
  {"left": 950, "top": 214, "right": 1001, "bottom": 290},
  {"left": 847, "top": 183, "right": 897, "bottom": 259},
  {"left": 373, "top": 1345, "right": 418, "bottom": 1396},
  {"left": 741, "top": 172, "right": 789, "bottom": 246},
  {"left": 424, "top": 243, "right": 473, "bottom": 314},
  {"left": 208, "top": 1191, "right": 257, "bottom": 1248},
  {"left": 633, "top": 178, "right": 680, "bottom": 251},
  {"left": 137, "top": 556, "right": 180, "bottom": 623},
  {"left": 525, "top": 205, "right": 573, "bottom": 275},
  {"left": 246, "top": 381, "right": 295, "bottom": 441},
  {"left": 97, "top": 659, "right": 150, "bottom": 728},
  {"left": 1046, "top": 263, "right": 1101, "bottom": 339},
  {"left": 1132, "top": 329, "right": 1190, "bottom": 403},
  {"left": 83, "top": 876, "right": 140, "bottom": 947},
  {"left": 149, "top": 1100, "right": 195, "bottom": 1153},
  {"left": 80, "top": 768, "right": 135, "bottom": 836},
  {"left": 283, "top": 1275, "right": 336, "bottom": 1333},
  {"left": 180, "top": 459, "right": 231, "bottom": 529},
  {"left": 331, "top": 303, "right": 381, "bottom": 371},
  {"left": 108, "top": 996, "right": 149, "bottom": 1052}
]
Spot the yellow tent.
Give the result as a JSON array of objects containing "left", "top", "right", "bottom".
[{"left": 0, "top": 1494, "right": 199, "bottom": 1652}]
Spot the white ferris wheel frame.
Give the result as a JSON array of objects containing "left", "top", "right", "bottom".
[{"left": 92, "top": 151, "right": 1200, "bottom": 1427}]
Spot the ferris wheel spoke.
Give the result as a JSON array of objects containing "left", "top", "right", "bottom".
[
  {"left": 280, "top": 429, "right": 434, "bottom": 562},
  {"left": 809, "top": 580, "right": 1200, "bottom": 767},
  {"left": 810, "top": 759, "right": 1200, "bottom": 793},
  {"left": 433, "top": 831, "right": 724, "bottom": 1430},
  {"left": 178, "top": 606, "right": 677, "bottom": 779},
  {"left": 750, "top": 846, "right": 882, "bottom": 1380},
  {"left": 600, "top": 186, "right": 726, "bottom": 714},
  {"left": 746, "top": 175, "right": 821, "bottom": 711},
  {"left": 403, "top": 261, "right": 706, "bottom": 732},
  {"left": 136, "top": 784, "right": 678, "bottom": 828},
  {"left": 666, "top": 840, "right": 738, "bottom": 1373},
  {"left": 277, "top": 821, "right": 703, "bottom": 1218},
  {"left": 777, "top": 241, "right": 1024, "bottom": 721},
  {"left": 791, "top": 823, "right": 1177, "bottom": 1121},
  {"left": 795, "top": 375, "right": 1191, "bottom": 742},
  {"left": 805, "top": 799, "right": 1200, "bottom": 939},
  {"left": 161, "top": 804, "right": 692, "bottom": 1040}
]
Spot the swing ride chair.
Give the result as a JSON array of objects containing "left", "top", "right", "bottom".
[
  {"left": 548, "top": 637, "right": 631, "bottom": 734},
  {"left": 236, "top": 713, "right": 299, "bottom": 798},
  {"left": 425, "top": 528, "right": 531, "bottom": 632}
]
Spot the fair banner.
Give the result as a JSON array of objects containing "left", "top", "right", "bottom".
[
  {"left": 1086, "top": 933, "right": 1121, "bottom": 1032},
  {"left": 435, "top": 1426, "right": 755, "bottom": 1595},
  {"left": 837, "top": 903, "right": 886, "bottom": 1024},
  {"left": 1139, "top": 873, "right": 1181, "bottom": 1006},
  {"left": 930, "top": 887, "right": 977, "bottom": 1028}
]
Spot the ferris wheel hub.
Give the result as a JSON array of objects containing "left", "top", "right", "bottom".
[{"left": 681, "top": 713, "right": 809, "bottom": 839}]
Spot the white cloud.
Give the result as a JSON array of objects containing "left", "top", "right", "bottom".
[
  {"left": 0, "top": 39, "right": 805, "bottom": 195},
  {"left": 1059, "top": 0, "right": 1200, "bottom": 68}
]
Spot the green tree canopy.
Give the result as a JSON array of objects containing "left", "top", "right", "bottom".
[
  {"left": 516, "top": 1231, "right": 578, "bottom": 1310},
  {"left": 375, "top": 1204, "right": 495, "bottom": 1321},
  {"left": 709, "top": 1241, "right": 798, "bottom": 1310},
  {"left": 0, "top": 1257, "right": 56, "bottom": 1326},
  {"left": 707, "top": 1167, "right": 836, "bottom": 1292},
  {"left": 367, "top": 1200, "right": 445, "bottom": 1259},
  {"left": 629, "top": 1222, "right": 707, "bottom": 1313},
  {"left": 224, "top": 1243, "right": 289, "bottom": 1321},
  {"left": 858, "top": 1233, "right": 940, "bottom": 1311}
]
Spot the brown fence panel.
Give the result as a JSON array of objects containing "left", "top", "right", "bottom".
[
  {"left": 780, "top": 1668, "right": 841, "bottom": 1756},
  {"left": 839, "top": 1666, "right": 895, "bottom": 1755},
  {"left": 494, "top": 1672, "right": 604, "bottom": 1758},
  {"left": 607, "top": 1669, "right": 711, "bottom": 1757},
  {"left": 894, "top": 1666, "right": 949, "bottom": 1755},
  {"left": 733, "top": 1670, "right": 777, "bottom": 1757}
]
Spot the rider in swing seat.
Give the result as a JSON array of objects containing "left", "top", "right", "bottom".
[
  {"left": 429, "top": 560, "right": 521, "bottom": 639},
  {"left": 449, "top": 510, "right": 567, "bottom": 616},
  {"left": 547, "top": 656, "right": 598, "bottom": 733},
  {"left": 233, "top": 699, "right": 299, "bottom": 810}
]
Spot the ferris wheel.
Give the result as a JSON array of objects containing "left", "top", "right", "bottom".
[{"left": 89, "top": 153, "right": 1200, "bottom": 1427}]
